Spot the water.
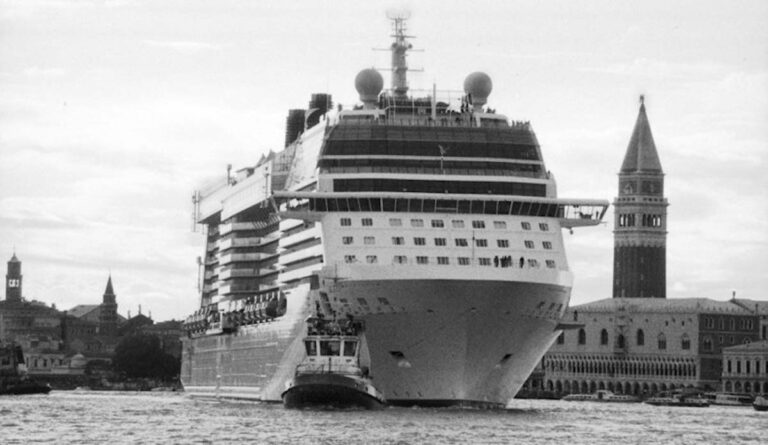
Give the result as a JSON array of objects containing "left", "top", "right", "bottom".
[{"left": 1, "top": 392, "right": 765, "bottom": 444}]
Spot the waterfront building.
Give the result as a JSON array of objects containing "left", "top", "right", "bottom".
[
  {"left": 538, "top": 99, "right": 765, "bottom": 396},
  {"left": 721, "top": 339, "right": 768, "bottom": 394},
  {"left": 544, "top": 298, "right": 760, "bottom": 395}
]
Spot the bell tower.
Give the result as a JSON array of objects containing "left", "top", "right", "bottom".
[
  {"left": 99, "top": 275, "right": 118, "bottom": 336},
  {"left": 613, "top": 96, "right": 668, "bottom": 299},
  {"left": 5, "top": 253, "right": 22, "bottom": 303}
]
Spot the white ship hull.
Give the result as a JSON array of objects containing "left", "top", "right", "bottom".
[{"left": 182, "top": 278, "right": 567, "bottom": 407}]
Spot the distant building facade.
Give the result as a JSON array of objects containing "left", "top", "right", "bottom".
[
  {"left": 721, "top": 340, "right": 768, "bottom": 394},
  {"left": 544, "top": 298, "right": 760, "bottom": 395}
]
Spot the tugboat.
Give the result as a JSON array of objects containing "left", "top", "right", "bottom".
[
  {"left": 1, "top": 342, "right": 51, "bottom": 396},
  {"left": 282, "top": 315, "right": 385, "bottom": 409}
]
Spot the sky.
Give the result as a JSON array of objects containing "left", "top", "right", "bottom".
[{"left": 1, "top": 0, "right": 766, "bottom": 321}]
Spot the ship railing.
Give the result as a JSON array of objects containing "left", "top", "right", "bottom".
[
  {"left": 273, "top": 191, "right": 609, "bottom": 229},
  {"left": 295, "top": 363, "right": 363, "bottom": 377},
  {"left": 320, "top": 166, "right": 544, "bottom": 178},
  {"left": 338, "top": 112, "right": 531, "bottom": 131}
]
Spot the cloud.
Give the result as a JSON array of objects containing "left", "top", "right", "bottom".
[{"left": 143, "top": 40, "right": 223, "bottom": 54}]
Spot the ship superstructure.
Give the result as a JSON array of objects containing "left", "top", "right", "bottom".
[{"left": 181, "top": 16, "right": 608, "bottom": 407}]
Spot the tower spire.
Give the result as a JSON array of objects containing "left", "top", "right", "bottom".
[{"left": 613, "top": 98, "right": 668, "bottom": 299}]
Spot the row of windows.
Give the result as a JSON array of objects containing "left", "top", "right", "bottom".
[
  {"left": 340, "top": 217, "right": 549, "bottom": 231},
  {"left": 308, "top": 196, "right": 574, "bottom": 218},
  {"left": 562, "top": 329, "right": 689, "bottom": 351},
  {"left": 333, "top": 179, "right": 547, "bottom": 197},
  {"left": 342, "top": 254, "right": 556, "bottom": 268},
  {"left": 726, "top": 359, "right": 766, "bottom": 375},
  {"left": 703, "top": 317, "right": 756, "bottom": 331},
  {"left": 617, "top": 213, "right": 663, "bottom": 228},
  {"left": 322, "top": 139, "right": 540, "bottom": 161},
  {"left": 341, "top": 235, "right": 553, "bottom": 250}
]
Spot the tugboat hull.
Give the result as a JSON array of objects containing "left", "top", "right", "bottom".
[
  {"left": 282, "top": 373, "right": 385, "bottom": 409},
  {"left": 1, "top": 381, "right": 52, "bottom": 396}
]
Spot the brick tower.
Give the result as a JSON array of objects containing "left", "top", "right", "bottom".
[
  {"left": 99, "top": 275, "right": 118, "bottom": 336},
  {"left": 613, "top": 97, "right": 668, "bottom": 299},
  {"left": 5, "top": 253, "right": 22, "bottom": 303}
]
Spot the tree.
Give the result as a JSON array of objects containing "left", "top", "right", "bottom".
[{"left": 112, "top": 333, "right": 179, "bottom": 381}]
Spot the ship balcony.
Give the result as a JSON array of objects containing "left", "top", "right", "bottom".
[
  {"left": 279, "top": 228, "right": 320, "bottom": 250},
  {"left": 218, "top": 237, "right": 262, "bottom": 251},
  {"left": 279, "top": 218, "right": 305, "bottom": 232},
  {"left": 278, "top": 244, "right": 324, "bottom": 266},
  {"left": 218, "top": 267, "right": 269, "bottom": 280},
  {"left": 218, "top": 222, "right": 259, "bottom": 236},
  {"left": 219, "top": 283, "right": 274, "bottom": 296},
  {"left": 218, "top": 252, "right": 268, "bottom": 265},
  {"left": 278, "top": 262, "right": 323, "bottom": 284}
]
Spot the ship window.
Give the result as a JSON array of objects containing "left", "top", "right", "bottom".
[
  {"left": 431, "top": 219, "right": 444, "bottom": 228},
  {"left": 410, "top": 218, "right": 424, "bottom": 227},
  {"left": 364, "top": 236, "right": 375, "bottom": 245},
  {"left": 452, "top": 220, "right": 465, "bottom": 228},
  {"left": 437, "top": 256, "right": 449, "bottom": 265},
  {"left": 545, "top": 260, "right": 556, "bottom": 268},
  {"left": 472, "top": 220, "right": 485, "bottom": 229},
  {"left": 527, "top": 259, "right": 539, "bottom": 268},
  {"left": 357, "top": 298, "right": 368, "bottom": 306},
  {"left": 394, "top": 255, "right": 408, "bottom": 264},
  {"left": 414, "top": 237, "right": 426, "bottom": 246},
  {"left": 434, "top": 238, "right": 447, "bottom": 246},
  {"left": 458, "top": 257, "right": 470, "bottom": 266},
  {"left": 320, "top": 340, "right": 341, "bottom": 356},
  {"left": 342, "top": 236, "right": 353, "bottom": 245},
  {"left": 392, "top": 236, "right": 405, "bottom": 245},
  {"left": 305, "top": 340, "right": 318, "bottom": 356},
  {"left": 543, "top": 241, "right": 553, "bottom": 250},
  {"left": 493, "top": 221, "right": 507, "bottom": 229},
  {"left": 389, "top": 218, "right": 402, "bottom": 227},
  {"left": 362, "top": 218, "right": 373, "bottom": 226},
  {"left": 524, "top": 240, "right": 535, "bottom": 249},
  {"left": 344, "top": 255, "right": 357, "bottom": 263},
  {"left": 366, "top": 255, "right": 378, "bottom": 264},
  {"left": 343, "top": 341, "right": 357, "bottom": 357},
  {"left": 521, "top": 222, "right": 531, "bottom": 230},
  {"left": 340, "top": 218, "right": 351, "bottom": 227},
  {"left": 539, "top": 223, "right": 549, "bottom": 231},
  {"left": 455, "top": 238, "right": 468, "bottom": 247},
  {"left": 475, "top": 239, "right": 488, "bottom": 247},
  {"left": 416, "top": 256, "right": 428, "bottom": 264},
  {"left": 479, "top": 258, "right": 491, "bottom": 266},
  {"left": 497, "top": 239, "right": 509, "bottom": 248}
]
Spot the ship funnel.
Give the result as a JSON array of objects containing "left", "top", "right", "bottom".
[
  {"left": 463, "top": 72, "right": 493, "bottom": 112},
  {"left": 355, "top": 68, "right": 384, "bottom": 109}
]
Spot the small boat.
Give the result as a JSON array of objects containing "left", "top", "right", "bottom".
[
  {"left": 753, "top": 395, "right": 768, "bottom": 412},
  {"left": 562, "top": 390, "right": 640, "bottom": 403},
  {"left": 645, "top": 392, "right": 709, "bottom": 408},
  {"left": 281, "top": 315, "right": 385, "bottom": 409},
  {"left": 1, "top": 343, "right": 51, "bottom": 396},
  {"left": 703, "top": 392, "right": 753, "bottom": 406}
]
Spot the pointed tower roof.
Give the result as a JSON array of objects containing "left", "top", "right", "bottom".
[
  {"left": 104, "top": 275, "right": 115, "bottom": 295},
  {"left": 9, "top": 253, "right": 19, "bottom": 263},
  {"left": 621, "top": 96, "right": 663, "bottom": 173}
]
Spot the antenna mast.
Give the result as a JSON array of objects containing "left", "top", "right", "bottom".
[{"left": 387, "top": 10, "right": 412, "bottom": 98}]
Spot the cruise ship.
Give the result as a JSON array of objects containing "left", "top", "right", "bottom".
[{"left": 180, "top": 16, "right": 608, "bottom": 407}]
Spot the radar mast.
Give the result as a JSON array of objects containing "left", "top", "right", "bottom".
[{"left": 387, "top": 10, "right": 412, "bottom": 98}]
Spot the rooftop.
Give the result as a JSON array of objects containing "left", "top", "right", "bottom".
[{"left": 570, "top": 298, "right": 759, "bottom": 315}]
